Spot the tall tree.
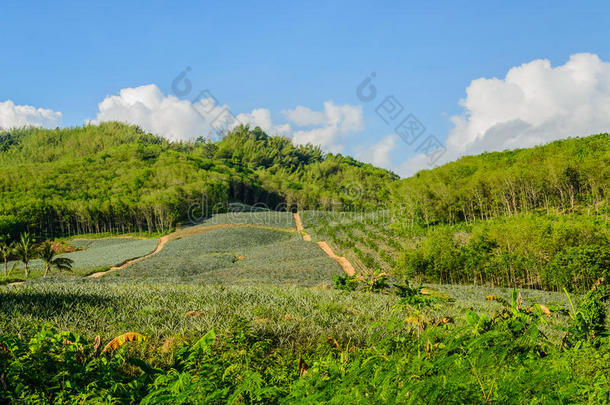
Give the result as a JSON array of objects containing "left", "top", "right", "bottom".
[
  {"left": 13, "top": 232, "right": 34, "bottom": 279},
  {"left": 38, "top": 241, "right": 73, "bottom": 277},
  {"left": 0, "top": 235, "right": 13, "bottom": 277}
]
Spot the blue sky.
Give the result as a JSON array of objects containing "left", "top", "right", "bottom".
[{"left": 2, "top": 1, "right": 610, "bottom": 176}]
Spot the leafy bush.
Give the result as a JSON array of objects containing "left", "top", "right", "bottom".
[
  {"left": 546, "top": 245, "right": 610, "bottom": 292},
  {"left": 565, "top": 279, "right": 610, "bottom": 347},
  {"left": 0, "top": 325, "right": 146, "bottom": 403},
  {"left": 332, "top": 274, "right": 359, "bottom": 291}
]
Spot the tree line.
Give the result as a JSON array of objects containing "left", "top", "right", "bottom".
[
  {"left": 393, "top": 134, "right": 610, "bottom": 226},
  {"left": 0, "top": 123, "right": 397, "bottom": 238}
]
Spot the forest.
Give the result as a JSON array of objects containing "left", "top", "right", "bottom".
[
  {"left": 392, "top": 133, "right": 610, "bottom": 225},
  {"left": 0, "top": 123, "right": 396, "bottom": 237}
]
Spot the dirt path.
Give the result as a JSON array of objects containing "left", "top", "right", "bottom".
[
  {"left": 88, "top": 234, "right": 171, "bottom": 278},
  {"left": 316, "top": 241, "right": 356, "bottom": 276},
  {"left": 292, "top": 212, "right": 355, "bottom": 274},
  {"left": 293, "top": 212, "right": 311, "bottom": 241},
  {"left": 87, "top": 223, "right": 296, "bottom": 278}
]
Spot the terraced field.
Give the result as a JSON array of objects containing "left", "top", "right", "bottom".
[{"left": 302, "top": 209, "right": 401, "bottom": 275}]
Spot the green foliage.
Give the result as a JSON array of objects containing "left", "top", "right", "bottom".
[
  {"left": 394, "top": 282, "right": 440, "bottom": 308},
  {"left": 362, "top": 270, "right": 390, "bottom": 293},
  {"left": 0, "top": 123, "right": 396, "bottom": 237},
  {"left": 332, "top": 274, "right": 359, "bottom": 291},
  {"left": 13, "top": 232, "right": 34, "bottom": 279},
  {"left": 394, "top": 133, "right": 610, "bottom": 225},
  {"left": 0, "top": 325, "right": 145, "bottom": 403},
  {"left": 38, "top": 241, "right": 74, "bottom": 277},
  {"left": 565, "top": 280, "right": 610, "bottom": 347},
  {"left": 313, "top": 210, "right": 610, "bottom": 291},
  {"left": 0, "top": 235, "right": 13, "bottom": 276},
  {"left": 2, "top": 299, "right": 609, "bottom": 403},
  {"left": 6, "top": 237, "right": 158, "bottom": 278},
  {"left": 547, "top": 245, "right": 610, "bottom": 292}
]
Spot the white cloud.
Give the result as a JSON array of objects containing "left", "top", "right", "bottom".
[
  {"left": 235, "top": 108, "right": 291, "bottom": 136},
  {"left": 399, "top": 53, "right": 610, "bottom": 177},
  {"left": 92, "top": 84, "right": 228, "bottom": 141},
  {"left": 0, "top": 100, "right": 62, "bottom": 130},
  {"left": 282, "top": 105, "right": 327, "bottom": 126},
  {"left": 92, "top": 85, "right": 364, "bottom": 150},
  {"left": 356, "top": 134, "right": 397, "bottom": 169},
  {"left": 283, "top": 101, "right": 364, "bottom": 151}
]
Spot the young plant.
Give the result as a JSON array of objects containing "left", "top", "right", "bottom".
[
  {"left": 38, "top": 241, "right": 74, "bottom": 277},
  {"left": 563, "top": 278, "right": 609, "bottom": 347},
  {"left": 332, "top": 274, "right": 360, "bottom": 291},
  {"left": 13, "top": 232, "right": 34, "bottom": 279},
  {"left": 362, "top": 270, "right": 389, "bottom": 293},
  {"left": 0, "top": 235, "right": 13, "bottom": 277},
  {"left": 394, "top": 282, "right": 439, "bottom": 309}
]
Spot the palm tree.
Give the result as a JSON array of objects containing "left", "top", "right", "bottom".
[
  {"left": 39, "top": 241, "right": 73, "bottom": 277},
  {"left": 13, "top": 232, "right": 35, "bottom": 279},
  {"left": 0, "top": 236, "right": 13, "bottom": 277}
]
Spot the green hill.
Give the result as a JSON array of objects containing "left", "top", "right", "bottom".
[
  {"left": 0, "top": 122, "right": 397, "bottom": 236},
  {"left": 392, "top": 133, "right": 610, "bottom": 225}
]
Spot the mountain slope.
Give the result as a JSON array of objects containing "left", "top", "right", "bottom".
[
  {"left": 392, "top": 133, "right": 610, "bottom": 225},
  {"left": 0, "top": 122, "right": 397, "bottom": 236}
]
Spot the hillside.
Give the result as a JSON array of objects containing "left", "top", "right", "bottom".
[
  {"left": 0, "top": 123, "right": 397, "bottom": 237},
  {"left": 302, "top": 134, "right": 610, "bottom": 292},
  {"left": 392, "top": 133, "right": 610, "bottom": 225},
  {"left": 1, "top": 129, "right": 610, "bottom": 401}
]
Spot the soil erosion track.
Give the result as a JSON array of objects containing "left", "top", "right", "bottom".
[
  {"left": 88, "top": 223, "right": 296, "bottom": 278},
  {"left": 292, "top": 212, "right": 356, "bottom": 276},
  {"left": 293, "top": 213, "right": 311, "bottom": 241},
  {"left": 316, "top": 241, "right": 356, "bottom": 276}
]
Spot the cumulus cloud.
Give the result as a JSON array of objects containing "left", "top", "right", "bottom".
[
  {"left": 235, "top": 108, "right": 291, "bottom": 136},
  {"left": 282, "top": 105, "right": 327, "bottom": 126},
  {"left": 0, "top": 100, "right": 62, "bottom": 130},
  {"left": 92, "top": 84, "right": 218, "bottom": 141},
  {"left": 283, "top": 101, "right": 364, "bottom": 152},
  {"left": 399, "top": 53, "right": 610, "bottom": 177},
  {"left": 92, "top": 85, "right": 364, "bottom": 151},
  {"left": 356, "top": 134, "right": 397, "bottom": 170}
]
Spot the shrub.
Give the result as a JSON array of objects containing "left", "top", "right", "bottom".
[
  {"left": 332, "top": 274, "right": 359, "bottom": 291},
  {"left": 546, "top": 245, "right": 610, "bottom": 291},
  {"left": 564, "top": 279, "right": 610, "bottom": 347}
]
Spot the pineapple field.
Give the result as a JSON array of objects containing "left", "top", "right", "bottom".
[{"left": 1, "top": 210, "right": 610, "bottom": 403}]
